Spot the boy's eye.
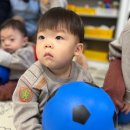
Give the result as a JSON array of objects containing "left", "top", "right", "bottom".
[
  {"left": 56, "top": 36, "right": 63, "bottom": 40},
  {"left": 38, "top": 35, "right": 45, "bottom": 40},
  {"left": 10, "top": 38, "right": 15, "bottom": 42}
]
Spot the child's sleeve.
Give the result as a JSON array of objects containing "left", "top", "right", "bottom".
[
  {"left": 109, "top": 39, "right": 122, "bottom": 60},
  {"left": 12, "top": 63, "right": 45, "bottom": 130},
  {"left": 12, "top": 61, "right": 49, "bottom": 130},
  {"left": 0, "top": 45, "right": 35, "bottom": 70},
  {"left": 108, "top": 20, "right": 130, "bottom": 60},
  {"left": 12, "top": 76, "right": 42, "bottom": 130},
  {"left": 121, "top": 28, "right": 130, "bottom": 103},
  {"left": 103, "top": 58, "right": 125, "bottom": 111}
]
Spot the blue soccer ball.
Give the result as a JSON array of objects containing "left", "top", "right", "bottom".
[
  {"left": 0, "top": 65, "right": 10, "bottom": 85},
  {"left": 118, "top": 111, "right": 130, "bottom": 124},
  {"left": 42, "top": 81, "right": 117, "bottom": 130}
]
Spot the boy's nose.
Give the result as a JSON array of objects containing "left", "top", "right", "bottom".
[
  {"left": 44, "top": 41, "right": 54, "bottom": 48},
  {"left": 3, "top": 40, "right": 10, "bottom": 46},
  {"left": 45, "top": 44, "right": 52, "bottom": 48}
]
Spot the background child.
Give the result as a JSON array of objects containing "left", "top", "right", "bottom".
[
  {"left": 10, "top": 0, "right": 41, "bottom": 38},
  {"left": 0, "top": 19, "right": 36, "bottom": 100},
  {"left": 103, "top": 19, "right": 130, "bottom": 130},
  {"left": 12, "top": 7, "right": 93, "bottom": 130}
]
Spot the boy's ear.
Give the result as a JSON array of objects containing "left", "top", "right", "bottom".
[
  {"left": 74, "top": 43, "right": 84, "bottom": 56},
  {"left": 22, "top": 36, "right": 28, "bottom": 46},
  {"left": 24, "top": 36, "right": 28, "bottom": 42}
]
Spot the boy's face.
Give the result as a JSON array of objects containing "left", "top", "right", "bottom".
[
  {"left": 36, "top": 28, "right": 83, "bottom": 71},
  {"left": 0, "top": 27, "right": 27, "bottom": 53}
]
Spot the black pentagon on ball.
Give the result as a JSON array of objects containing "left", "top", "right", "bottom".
[{"left": 73, "top": 105, "right": 90, "bottom": 124}]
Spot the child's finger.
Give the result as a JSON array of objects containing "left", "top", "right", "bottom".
[
  {"left": 125, "top": 106, "right": 130, "bottom": 114},
  {"left": 121, "top": 103, "right": 130, "bottom": 114}
]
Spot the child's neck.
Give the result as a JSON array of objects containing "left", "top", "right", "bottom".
[{"left": 49, "top": 64, "right": 72, "bottom": 79}]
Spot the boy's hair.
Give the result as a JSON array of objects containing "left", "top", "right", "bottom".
[
  {"left": 38, "top": 7, "right": 84, "bottom": 43},
  {"left": 0, "top": 19, "right": 28, "bottom": 37}
]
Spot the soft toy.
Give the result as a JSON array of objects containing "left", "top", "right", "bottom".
[
  {"left": 0, "top": 65, "right": 10, "bottom": 85},
  {"left": 42, "top": 81, "right": 117, "bottom": 130}
]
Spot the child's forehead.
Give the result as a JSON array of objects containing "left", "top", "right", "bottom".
[
  {"left": 1, "top": 27, "right": 24, "bottom": 37},
  {"left": 38, "top": 25, "right": 70, "bottom": 33},
  {"left": 39, "top": 21, "right": 70, "bottom": 30},
  {"left": 2, "top": 26, "right": 18, "bottom": 32}
]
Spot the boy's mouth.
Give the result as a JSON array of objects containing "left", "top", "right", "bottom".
[
  {"left": 44, "top": 53, "right": 53, "bottom": 58},
  {"left": 4, "top": 48, "right": 14, "bottom": 53}
]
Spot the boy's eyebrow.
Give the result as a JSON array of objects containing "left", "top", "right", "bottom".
[
  {"left": 0, "top": 35, "right": 14, "bottom": 38},
  {"left": 53, "top": 27, "right": 69, "bottom": 33},
  {"left": 38, "top": 28, "right": 67, "bottom": 33},
  {"left": 56, "top": 29, "right": 66, "bottom": 33},
  {"left": 0, "top": 36, "right": 6, "bottom": 38}
]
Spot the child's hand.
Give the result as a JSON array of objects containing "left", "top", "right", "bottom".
[
  {"left": 121, "top": 101, "right": 130, "bottom": 114},
  {"left": 13, "top": 16, "right": 24, "bottom": 23},
  {"left": 40, "top": 0, "right": 48, "bottom": 5},
  {"left": 73, "top": 53, "right": 88, "bottom": 70}
]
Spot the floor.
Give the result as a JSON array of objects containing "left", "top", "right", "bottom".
[
  {"left": 0, "top": 101, "right": 15, "bottom": 130},
  {"left": 0, "top": 60, "right": 109, "bottom": 130},
  {"left": 88, "top": 60, "right": 109, "bottom": 87}
]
